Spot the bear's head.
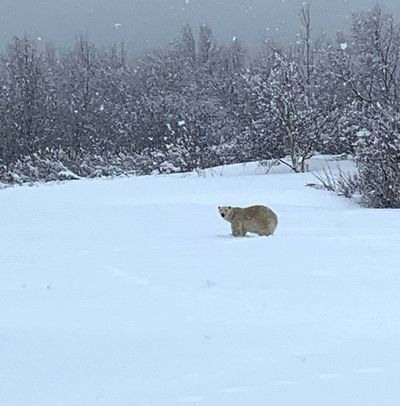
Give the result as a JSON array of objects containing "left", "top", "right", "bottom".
[{"left": 218, "top": 206, "right": 233, "bottom": 221}]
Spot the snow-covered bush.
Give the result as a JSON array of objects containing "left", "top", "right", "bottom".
[
  {"left": 313, "top": 162, "right": 360, "bottom": 199},
  {"left": 355, "top": 109, "right": 400, "bottom": 208}
]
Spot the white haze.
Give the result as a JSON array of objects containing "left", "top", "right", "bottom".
[{"left": 1, "top": 0, "right": 399, "bottom": 54}]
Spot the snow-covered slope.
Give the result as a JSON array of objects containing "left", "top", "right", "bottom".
[{"left": 1, "top": 158, "right": 400, "bottom": 406}]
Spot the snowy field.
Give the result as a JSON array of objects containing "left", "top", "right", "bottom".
[{"left": 1, "top": 157, "right": 400, "bottom": 406}]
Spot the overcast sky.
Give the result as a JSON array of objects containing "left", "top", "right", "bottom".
[{"left": 0, "top": 0, "right": 399, "bottom": 53}]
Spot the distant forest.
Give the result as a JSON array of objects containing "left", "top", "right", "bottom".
[{"left": 0, "top": 5, "right": 399, "bottom": 207}]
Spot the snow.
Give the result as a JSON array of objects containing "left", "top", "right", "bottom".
[{"left": 1, "top": 157, "right": 400, "bottom": 406}]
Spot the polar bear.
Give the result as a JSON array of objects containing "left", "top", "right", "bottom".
[{"left": 218, "top": 205, "right": 278, "bottom": 237}]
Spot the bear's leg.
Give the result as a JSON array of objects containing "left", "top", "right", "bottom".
[
  {"left": 258, "top": 228, "right": 271, "bottom": 236},
  {"left": 231, "top": 224, "right": 242, "bottom": 237}
]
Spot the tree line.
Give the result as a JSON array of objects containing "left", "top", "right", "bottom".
[{"left": 0, "top": 5, "right": 399, "bottom": 207}]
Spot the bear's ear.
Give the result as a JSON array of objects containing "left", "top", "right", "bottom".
[
  {"left": 228, "top": 206, "right": 232, "bottom": 209},
  {"left": 218, "top": 206, "right": 221, "bottom": 209}
]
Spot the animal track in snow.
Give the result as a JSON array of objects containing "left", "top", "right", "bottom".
[
  {"left": 104, "top": 265, "right": 150, "bottom": 286},
  {"left": 204, "top": 279, "right": 216, "bottom": 288}
]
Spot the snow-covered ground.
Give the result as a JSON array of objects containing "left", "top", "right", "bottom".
[{"left": 1, "top": 157, "right": 400, "bottom": 406}]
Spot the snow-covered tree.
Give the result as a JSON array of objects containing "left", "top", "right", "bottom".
[
  {"left": 355, "top": 104, "right": 400, "bottom": 208},
  {"left": 1, "top": 36, "right": 48, "bottom": 160},
  {"left": 350, "top": 6, "right": 400, "bottom": 107},
  {"left": 245, "top": 48, "right": 285, "bottom": 161},
  {"left": 249, "top": 4, "right": 335, "bottom": 172},
  {"left": 57, "top": 36, "right": 102, "bottom": 157}
]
